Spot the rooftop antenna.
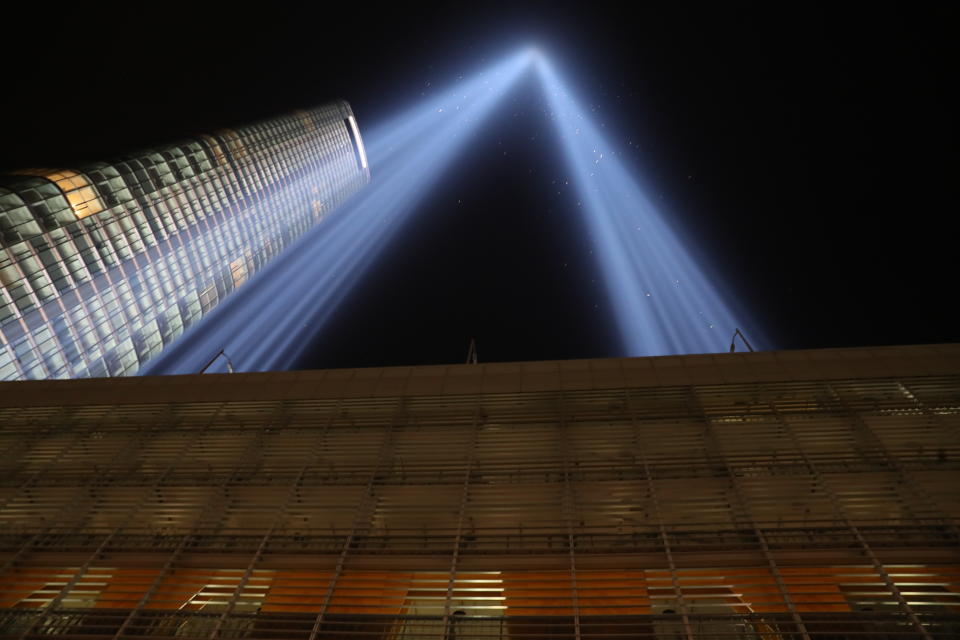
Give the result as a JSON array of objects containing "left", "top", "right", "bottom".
[
  {"left": 199, "top": 348, "right": 236, "bottom": 374},
  {"left": 729, "top": 328, "right": 755, "bottom": 353},
  {"left": 466, "top": 338, "right": 478, "bottom": 364}
]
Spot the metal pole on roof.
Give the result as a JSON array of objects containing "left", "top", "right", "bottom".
[
  {"left": 199, "top": 348, "right": 236, "bottom": 373},
  {"left": 729, "top": 328, "right": 755, "bottom": 353}
]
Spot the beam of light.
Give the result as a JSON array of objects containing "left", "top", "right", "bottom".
[
  {"left": 145, "top": 46, "right": 763, "bottom": 374},
  {"left": 534, "top": 55, "right": 763, "bottom": 356},
  {"left": 142, "top": 51, "right": 534, "bottom": 374}
]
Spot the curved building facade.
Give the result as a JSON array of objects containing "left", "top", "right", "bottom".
[{"left": 0, "top": 101, "right": 370, "bottom": 380}]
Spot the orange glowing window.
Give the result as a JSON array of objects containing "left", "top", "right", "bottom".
[
  {"left": 230, "top": 257, "right": 248, "bottom": 288},
  {"left": 295, "top": 110, "right": 317, "bottom": 132},
  {"left": 15, "top": 169, "right": 105, "bottom": 219},
  {"left": 198, "top": 134, "right": 228, "bottom": 166},
  {"left": 215, "top": 128, "right": 247, "bottom": 160}
]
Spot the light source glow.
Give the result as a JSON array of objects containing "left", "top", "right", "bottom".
[{"left": 143, "top": 46, "right": 760, "bottom": 375}]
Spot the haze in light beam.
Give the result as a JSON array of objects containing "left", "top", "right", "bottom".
[
  {"left": 144, "top": 46, "right": 761, "bottom": 375},
  {"left": 143, "top": 51, "right": 533, "bottom": 374},
  {"left": 535, "top": 55, "right": 757, "bottom": 356}
]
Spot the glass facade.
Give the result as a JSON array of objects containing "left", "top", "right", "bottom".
[
  {"left": 0, "top": 344, "right": 957, "bottom": 639},
  {"left": 0, "top": 102, "right": 370, "bottom": 380}
]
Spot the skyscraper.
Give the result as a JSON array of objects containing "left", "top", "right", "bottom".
[
  {"left": 0, "top": 344, "right": 956, "bottom": 639},
  {"left": 0, "top": 101, "right": 370, "bottom": 381}
]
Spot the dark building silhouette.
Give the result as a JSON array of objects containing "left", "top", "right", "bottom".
[
  {"left": 0, "top": 343, "right": 957, "bottom": 639},
  {"left": 0, "top": 102, "right": 369, "bottom": 380}
]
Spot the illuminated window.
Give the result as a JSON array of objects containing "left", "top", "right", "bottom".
[
  {"left": 215, "top": 129, "right": 247, "bottom": 161},
  {"left": 229, "top": 257, "right": 248, "bottom": 288},
  {"left": 14, "top": 169, "right": 105, "bottom": 219}
]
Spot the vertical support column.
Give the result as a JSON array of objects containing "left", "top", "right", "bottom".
[
  {"left": 207, "top": 466, "right": 308, "bottom": 639},
  {"left": 108, "top": 402, "right": 270, "bottom": 640},
  {"left": 14, "top": 414, "right": 168, "bottom": 640},
  {"left": 16, "top": 528, "right": 121, "bottom": 640},
  {"left": 894, "top": 381, "right": 960, "bottom": 544},
  {"left": 850, "top": 526, "right": 932, "bottom": 640},
  {"left": 109, "top": 533, "right": 192, "bottom": 640},
  {"left": 687, "top": 387, "right": 811, "bottom": 640},
  {"left": 772, "top": 394, "right": 933, "bottom": 640},
  {"left": 556, "top": 392, "right": 581, "bottom": 640},
  {"left": 625, "top": 389, "right": 694, "bottom": 640},
  {"left": 441, "top": 405, "right": 480, "bottom": 639},
  {"left": 308, "top": 399, "right": 403, "bottom": 640},
  {"left": 835, "top": 382, "right": 960, "bottom": 539}
]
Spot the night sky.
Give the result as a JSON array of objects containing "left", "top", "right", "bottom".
[{"left": 1, "top": 3, "right": 955, "bottom": 370}]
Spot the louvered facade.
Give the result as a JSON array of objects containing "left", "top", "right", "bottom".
[{"left": 0, "top": 344, "right": 958, "bottom": 639}]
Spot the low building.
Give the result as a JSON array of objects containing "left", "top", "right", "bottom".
[{"left": 0, "top": 343, "right": 957, "bottom": 638}]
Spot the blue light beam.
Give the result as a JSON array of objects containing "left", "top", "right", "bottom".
[
  {"left": 145, "top": 46, "right": 763, "bottom": 374},
  {"left": 143, "top": 51, "right": 534, "bottom": 374},
  {"left": 535, "top": 55, "right": 761, "bottom": 356}
]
